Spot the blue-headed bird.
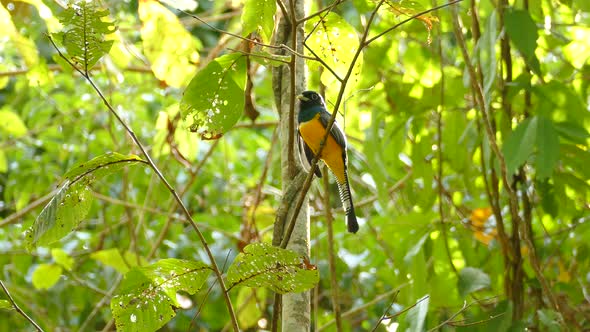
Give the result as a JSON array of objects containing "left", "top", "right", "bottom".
[{"left": 297, "top": 91, "right": 359, "bottom": 233}]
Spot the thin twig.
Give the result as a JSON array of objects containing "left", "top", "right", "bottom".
[
  {"left": 384, "top": 295, "right": 430, "bottom": 319},
  {"left": 297, "top": 0, "right": 346, "bottom": 25},
  {"left": 364, "top": 0, "right": 464, "bottom": 46},
  {"left": 48, "top": 35, "right": 239, "bottom": 331},
  {"left": 0, "top": 280, "right": 45, "bottom": 332},
  {"left": 317, "top": 284, "right": 409, "bottom": 331},
  {"left": 449, "top": 3, "right": 563, "bottom": 323},
  {"left": 280, "top": 0, "right": 385, "bottom": 248},
  {"left": 370, "top": 290, "right": 400, "bottom": 332},
  {"left": 433, "top": 2, "right": 457, "bottom": 275}
]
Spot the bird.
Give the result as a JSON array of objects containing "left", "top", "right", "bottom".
[{"left": 296, "top": 90, "right": 359, "bottom": 233}]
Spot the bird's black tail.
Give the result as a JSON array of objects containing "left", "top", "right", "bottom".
[{"left": 337, "top": 169, "right": 359, "bottom": 233}]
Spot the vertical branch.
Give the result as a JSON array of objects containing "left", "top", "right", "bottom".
[
  {"left": 432, "top": 0, "right": 457, "bottom": 275},
  {"left": 323, "top": 165, "right": 343, "bottom": 331},
  {"left": 272, "top": 0, "right": 310, "bottom": 330},
  {"left": 287, "top": 0, "right": 298, "bottom": 178}
]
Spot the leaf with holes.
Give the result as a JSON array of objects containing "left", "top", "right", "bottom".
[
  {"left": 226, "top": 243, "right": 319, "bottom": 294},
  {"left": 306, "top": 12, "right": 363, "bottom": 89},
  {"left": 241, "top": 0, "right": 276, "bottom": 42},
  {"left": 24, "top": 153, "right": 145, "bottom": 250},
  {"left": 52, "top": 1, "right": 116, "bottom": 72},
  {"left": 111, "top": 259, "right": 211, "bottom": 332},
  {"left": 181, "top": 53, "right": 247, "bottom": 140}
]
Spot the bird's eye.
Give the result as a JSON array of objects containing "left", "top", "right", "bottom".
[{"left": 311, "top": 94, "right": 318, "bottom": 100}]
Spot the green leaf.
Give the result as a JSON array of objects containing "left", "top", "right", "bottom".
[
  {"left": 52, "top": 1, "right": 116, "bottom": 72},
  {"left": 502, "top": 116, "right": 538, "bottom": 176},
  {"left": 505, "top": 9, "right": 541, "bottom": 75},
  {"left": 0, "top": 300, "right": 13, "bottom": 310},
  {"left": 0, "top": 108, "right": 28, "bottom": 137},
  {"left": 574, "top": 0, "right": 590, "bottom": 11},
  {"left": 237, "top": 288, "right": 266, "bottom": 329},
  {"left": 0, "top": 150, "right": 6, "bottom": 173},
  {"left": 479, "top": 11, "right": 498, "bottom": 103},
  {"left": 561, "top": 144, "right": 590, "bottom": 179},
  {"left": 24, "top": 153, "right": 146, "bottom": 250},
  {"left": 537, "top": 309, "right": 562, "bottom": 332},
  {"left": 63, "top": 152, "right": 145, "bottom": 181},
  {"left": 536, "top": 116, "right": 560, "bottom": 179},
  {"left": 306, "top": 12, "right": 363, "bottom": 89},
  {"left": 32, "top": 263, "right": 62, "bottom": 290},
  {"left": 458, "top": 267, "right": 490, "bottom": 297},
  {"left": 537, "top": 179, "right": 558, "bottom": 217},
  {"left": 111, "top": 259, "right": 211, "bottom": 332},
  {"left": 403, "top": 233, "right": 428, "bottom": 264},
  {"left": 226, "top": 243, "right": 319, "bottom": 294},
  {"left": 405, "top": 295, "right": 430, "bottom": 332},
  {"left": 241, "top": 0, "right": 276, "bottom": 42},
  {"left": 181, "top": 53, "right": 247, "bottom": 140},
  {"left": 554, "top": 121, "right": 590, "bottom": 144},
  {"left": 91, "top": 249, "right": 146, "bottom": 274},
  {"left": 51, "top": 248, "right": 74, "bottom": 271}
]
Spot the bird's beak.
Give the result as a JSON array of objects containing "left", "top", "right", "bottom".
[{"left": 296, "top": 95, "right": 310, "bottom": 101}]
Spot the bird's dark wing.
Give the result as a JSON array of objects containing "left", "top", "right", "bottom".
[
  {"left": 298, "top": 131, "right": 322, "bottom": 178},
  {"left": 318, "top": 110, "right": 348, "bottom": 160}
]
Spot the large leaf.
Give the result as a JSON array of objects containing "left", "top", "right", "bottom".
[
  {"left": 241, "top": 0, "right": 276, "bottom": 42},
  {"left": 536, "top": 116, "right": 560, "bottom": 179},
  {"left": 52, "top": 1, "right": 116, "bottom": 72},
  {"left": 181, "top": 53, "right": 247, "bottom": 140},
  {"left": 458, "top": 267, "right": 491, "bottom": 297},
  {"left": 305, "top": 12, "right": 363, "bottom": 89},
  {"left": 505, "top": 9, "right": 541, "bottom": 75},
  {"left": 226, "top": 243, "right": 319, "bottom": 294},
  {"left": 139, "top": 1, "right": 201, "bottom": 88},
  {"left": 502, "top": 116, "right": 538, "bottom": 176},
  {"left": 111, "top": 259, "right": 211, "bottom": 332},
  {"left": 24, "top": 153, "right": 146, "bottom": 249}
]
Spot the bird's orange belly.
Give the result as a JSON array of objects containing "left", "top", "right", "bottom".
[{"left": 299, "top": 118, "right": 346, "bottom": 183}]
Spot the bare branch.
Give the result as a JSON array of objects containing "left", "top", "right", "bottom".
[{"left": 0, "top": 280, "right": 45, "bottom": 332}]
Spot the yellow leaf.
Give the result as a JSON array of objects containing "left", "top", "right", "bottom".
[{"left": 139, "top": 1, "right": 201, "bottom": 88}]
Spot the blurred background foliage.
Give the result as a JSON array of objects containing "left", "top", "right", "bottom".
[{"left": 0, "top": 0, "right": 589, "bottom": 330}]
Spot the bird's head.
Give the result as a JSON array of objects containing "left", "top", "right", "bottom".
[
  {"left": 297, "top": 91, "right": 324, "bottom": 107},
  {"left": 297, "top": 91, "right": 325, "bottom": 122}
]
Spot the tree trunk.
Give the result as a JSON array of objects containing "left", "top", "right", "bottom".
[{"left": 272, "top": 0, "right": 310, "bottom": 331}]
